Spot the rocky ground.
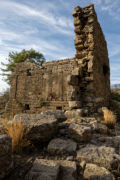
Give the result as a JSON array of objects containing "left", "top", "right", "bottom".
[{"left": 1, "top": 110, "right": 120, "bottom": 180}]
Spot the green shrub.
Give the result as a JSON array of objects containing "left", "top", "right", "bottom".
[{"left": 38, "top": 98, "right": 44, "bottom": 107}]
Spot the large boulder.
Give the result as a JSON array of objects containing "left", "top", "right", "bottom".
[
  {"left": 48, "top": 138, "right": 77, "bottom": 155},
  {"left": 14, "top": 114, "right": 58, "bottom": 144},
  {"left": 68, "top": 123, "right": 92, "bottom": 142},
  {"left": 58, "top": 160, "right": 77, "bottom": 180},
  {"left": 91, "top": 121, "right": 108, "bottom": 134},
  {"left": 0, "top": 135, "right": 13, "bottom": 179},
  {"left": 97, "top": 136, "right": 120, "bottom": 149},
  {"left": 77, "top": 144, "right": 117, "bottom": 169},
  {"left": 25, "top": 159, "right": 77, "bottom": 180},
  {"left": 25, "top": 158, "right": 60, "bottom": 180},
  {"left": 84, "top": 163, "right": 115, "bottom": 180}
]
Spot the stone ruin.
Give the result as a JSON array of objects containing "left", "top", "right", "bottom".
[
  {"left": 6, "top": 4, "right": 110, "bottom": 115},
  {"left": 2, "top": 5, "right": 120, "bottom": 180}
]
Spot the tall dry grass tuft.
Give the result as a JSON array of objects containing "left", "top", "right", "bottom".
[
  {"left": 0, "top": 118, "right": 24, "bottom": 152},
  {"left": 102, "top": 107, "right": 116, "bottom": 128}
]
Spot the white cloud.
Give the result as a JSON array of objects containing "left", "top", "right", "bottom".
[
  {"left": 0, "top": 1, "right": 73, "bottom": 34},
  {"left": 98, "top": 0, "right": 120, "bottom": 20}
]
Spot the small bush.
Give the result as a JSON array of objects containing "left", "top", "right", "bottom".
[
  {"left": 102, "top": 107, "right": 116, "bottom": 128},
  {"left": 38, "top": 98, "right": 49, "bottom": 107},
  {"left": 0, "top": 118, "right": 25, "bottom": 152},
  {"left": 38, "top": 98, "right": 45, "bottom": 107}
]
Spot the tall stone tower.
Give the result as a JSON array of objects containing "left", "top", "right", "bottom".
[{"left": 70, "top": 4, "right": 110, "bottom": 111}]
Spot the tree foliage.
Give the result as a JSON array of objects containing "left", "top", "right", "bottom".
[{"left": 1, "top": 49, "right": 45, "bottom": 83}]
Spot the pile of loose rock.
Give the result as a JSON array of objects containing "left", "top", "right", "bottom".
[{"left": 1, "top": 110, "right": 120, "bottom": 179}]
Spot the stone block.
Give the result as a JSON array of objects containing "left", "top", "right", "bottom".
[
  {"left": 77, "top": 144, "right": 117, "bottom": 169},
  {"left": 67, "top": 75, "right": 79, "bottom": 85},
  {"left": 41, "top": 110, "right": 66, "bottom": 122},
  {"left": 91, "top": 121, "right": 108, "bottom": 134},
  {"left": 88, "top": 59, "right": 94, "bottom": 72},
  {"left": 84, "top": 163, "right": 114, "bottom": 180},
  {"left": 25, "top": 159, "right": 60, "bottom": 180},
  {"left": 65, "top": 109, "right": 83, "bottom": 118},
  {"left": 0, "top": 135, "right": 13, "bottom": 179},
  {"left": 58, "top": 160, "right": 77, "bottom": 180},
  {"left": 14, "top": 114, "right": 58, "bottom": 144},
  {"left": 72, "top": 67, "right": 81, "bottom": 76},
  {"left": 68, "top": 123, "right": 92, "bottom": 142},
  {"left": 47, "top": 138, "right": 77, "bottom": 155},
  {"left": 67, "top": 86, "right": 80, "bottom": 101},
  {"left": 69, "top": 101, "right": 82, "bottom": 109}
]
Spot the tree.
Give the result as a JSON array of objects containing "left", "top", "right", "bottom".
[{"left": 1, "top": 49, "right": 45, "bottom": 83}]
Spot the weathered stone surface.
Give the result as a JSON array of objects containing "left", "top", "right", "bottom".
[
  {"left": 72, "top": 67, "right": 81, "bottom": 76},
  {"left": 41, "top": 110, "right": 66, "bottom": 122},
  {"left": 14, "top": 114, "right": 58, "bottom": 143},
  {"left": 0, "top": 135, "right": 13, "bottom": 179},
  {"left": 65, "top": 109, "right": 83, "bottom": 118},
  {"left": 67, "top": 86, "right": 80, "bottom": 101},
  {"left": 91, "top": 121, "right": 108, "bottom": 134},
  {"left": 69, "top": 101, "right": 82, "bottom": 109},
  {"left": 97, "top": 136, "right": 120, "bottom": 149},
  {"left": 58, "top": 160, "right": 77, "bottom": 180},
  {"left": 77, "top": 144, "right": 117, "bottom": 169},
  {"left": 25, "top": 158, "right": 60, "bottom": 180},
  {"left": 84, "top": 163, "right": 115, "bottom": 180},
  {"left": 48, "top": 138, "right": 77, "bottom": 155},
  {"left": 69, "top": 123, "right": 92, "bottom": 142},
  {"left": 26, "top": 159, "right": 77, "bottom": 180},
  {"left": 67, "top": 75, "right": 79, "bottom": 86}
]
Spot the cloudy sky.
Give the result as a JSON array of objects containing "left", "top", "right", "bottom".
[{"left": 0, "top": 0, "right": 120, "bottom": 92}]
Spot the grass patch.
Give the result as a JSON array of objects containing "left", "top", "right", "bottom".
[
  {"left": 0, "top": 118, "right": 30, "bottom": 153},
  {"left": 102, "top": 107, "right": 116, "bottom": 128}
]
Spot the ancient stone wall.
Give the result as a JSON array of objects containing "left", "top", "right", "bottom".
[
  {"left": 6, "top": 4, "right": 110, "bottom": 115},
  {"left": 6, "top": 58, "right": 78, "bottom": 114},
  {"left": 72, "top": 4, "right": 110, "bottom": 111}
]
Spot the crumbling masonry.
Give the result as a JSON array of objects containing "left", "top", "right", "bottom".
[{"left": 6, "top": 4, "right": 110, "bottom": 115}]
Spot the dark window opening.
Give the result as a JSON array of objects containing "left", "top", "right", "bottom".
[
  {"left": 27, "top": 69, "right": 32, "bottom": 76},
  {"left": 25, "top": 104, "right": 30, "bottom": 110},
  {"left": 103, "top": 64, "right": 109, "bottom": 76},
  {"left": 56, "top": 106, "right": 62, "bottom": 110}
]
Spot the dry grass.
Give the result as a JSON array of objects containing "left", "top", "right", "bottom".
[
  {"left": 102, "top": 107, "right": 116, "bottom": 128},
  {"left": 0, "top": 118, "right": 25, "bottom": 152}
]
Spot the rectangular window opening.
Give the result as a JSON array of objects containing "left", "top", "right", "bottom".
[
  {"left": 56, "top": 106, "right": 62, "bottom": 110},
  {"left": 27, "top": 69, "right": 32, "bottom": 76},
  {"left": 25, "top": 104, "right": 30, "bottom": 110}
]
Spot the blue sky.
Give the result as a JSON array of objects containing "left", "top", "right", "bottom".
[{"left": 0, "top": 0, "right": 120, "bottom": 92}]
